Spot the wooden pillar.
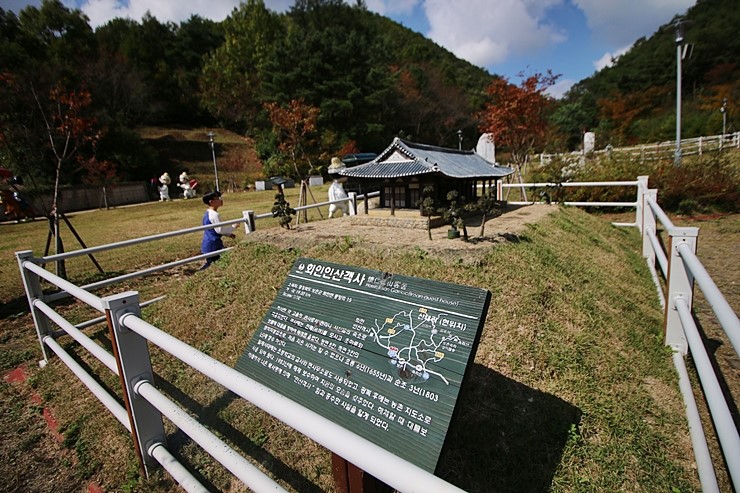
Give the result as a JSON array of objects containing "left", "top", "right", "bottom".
[
  {"left": 332, "top": 454, "right": 391, "bottom": 493},
  {"left": 390, "top": 185, "right": 395, "bottom": 216}
]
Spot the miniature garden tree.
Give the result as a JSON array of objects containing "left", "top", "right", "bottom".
[
  {"left": 271, "top": 193, "right": 296, "bottom": 229},
  {"left": 441, "top": 190, "right": 468, "bottom": 241},
  {"left": 476, "top": 188, "right": 503, "bottom": 237},
  {"left": 420, "top": 185, "right": 437, "bottom": 240}
]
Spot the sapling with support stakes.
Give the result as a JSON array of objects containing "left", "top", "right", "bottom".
[{"left": 32, "top": 84, "right": 104, "bottom": 278}]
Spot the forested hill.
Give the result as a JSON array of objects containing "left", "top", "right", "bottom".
[
  {"left": 552, "top": 0, "right": 739, "bottom": 150},
  {"left": 1, "top": 0, "right": 737, "bottom": 190},
  {"left": 0, "top": 0, "right": 494, "bottom": 189}
]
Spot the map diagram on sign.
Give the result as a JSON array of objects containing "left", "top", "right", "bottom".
[{"left": 370, "top": 308, "right": 463, "bottom": 386}]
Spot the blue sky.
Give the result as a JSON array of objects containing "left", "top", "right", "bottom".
[{"left": 6, "top": 0, "right": 696, "bottom": 98}]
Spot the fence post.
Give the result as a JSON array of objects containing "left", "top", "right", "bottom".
[
  {"left": 635, "top": 176, "right": 649, "bottom": 233},
  {"left": 663, "top": 226, "right": 699, "bottom": 355},
  {"left": 642, "top": 189, "right": 658, "bottom": 261},
  {"left": 242, "top": 210, "right": 255, "bottom": 234},
  {"left": 15, "top": 250, "right": 53, "bottom": 365},
  {"left": 348, "top": 192, "right": 357, "bottom": 216},
  {"left": 103, "top": 291, "right": 166, "bottom": 477},
  {"left": 496, "top": 180, "right": 503, "bottom": 201}
]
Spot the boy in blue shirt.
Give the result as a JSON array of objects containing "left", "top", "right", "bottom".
[{"left": 200, "top": 191, "right": 236, "bottom": 269}]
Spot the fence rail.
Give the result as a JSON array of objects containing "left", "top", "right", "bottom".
[
  {"left": 16, "top": 190, "right": 465, "bottom": 493},
  {"left": 540, "top": 131, "right": 740, "bottom": 165},
  {"left": 14, "top": 183, "right": 738, "bottom": 492},
  {"left": 639, "top": 182, "right": 739, "bottom": 492}
]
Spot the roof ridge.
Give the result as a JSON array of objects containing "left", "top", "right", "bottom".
[{"left": 396, "top": 138, "right": 474, "bottom": 155}]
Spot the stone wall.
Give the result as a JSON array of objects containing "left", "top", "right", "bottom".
[
  {"left": 349, "top": 215, "right": 446, "bottom": 230},
  {"left": 10, "top": 182, "right": 151, "bottom": 217}
]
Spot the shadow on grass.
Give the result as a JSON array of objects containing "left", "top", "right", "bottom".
[
  {"left": 437, "top": 363, "right": 581, "bottom": 493},
  {"left": 153, "top": 362, "right": 578, "bottom": 493},
  {"left": 154, "top": 375, "right": 325, "bottom": 493},
  {"left": 691, "top": 312, "right": 740, "bottom": 429}
]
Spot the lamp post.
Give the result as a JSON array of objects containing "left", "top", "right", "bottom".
[
  {"left": 674, "top": 18, "right": 690, "bottom": 166},
  {"left": 207, "top": 132, "right": 220, "bottom": 192},
  {"left": 457, "top": 129, "right": 463, "bottom": 150},
  {"left": 720, "top": 98, "right": 727, "bottom": 149}
]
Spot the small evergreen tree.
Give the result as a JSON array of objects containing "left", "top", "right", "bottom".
[
  {"left": 476, "top": 188, "right": 503, "bottom": 237},
  {"left": 420, "top": 185, "right": 437, "bottom": 240},
  {"left": 271, "top": 193, "right": 296, "bottom": 229},
  {"left": 440, "top": 190, "right": 468, "bottom": 241}
]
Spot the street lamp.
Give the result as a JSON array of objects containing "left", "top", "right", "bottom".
[
  {"left": 207, "top": 131, "right": 220, "bottom": 192},
  {"left": 673, "top": 17, "right": 691, "bottom": 165}
]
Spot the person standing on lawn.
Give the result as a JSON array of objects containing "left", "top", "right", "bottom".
[{"left": 200, "top": 191, "right": 236, "bottom": 269}]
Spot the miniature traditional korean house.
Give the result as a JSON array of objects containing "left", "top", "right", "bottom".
[{"left": 339, "top": 137, "right": 514, "bottom": 215}]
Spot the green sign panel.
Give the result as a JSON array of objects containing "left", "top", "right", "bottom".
[{"left": 235, "top": 258, "right": 490, "bottom": 472}]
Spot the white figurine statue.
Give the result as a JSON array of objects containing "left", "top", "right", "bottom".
[
  {"left": 178, "top": 172, "right": 198, "bottom": 199},
  {"left": 327, "top": 157, "right": 348, "bottom": 218},
  {"left": 158, "top": 172, "right": 171, "bottom": 201}
]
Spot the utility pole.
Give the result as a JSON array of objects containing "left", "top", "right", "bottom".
[
  {"left": 721, "top": 98, "right": 727, "bottom": 150},
  {"left": 207, "top": 132, "right": 220, "bottom": 192},
  {"left": 674, "top": 18, "right": 691, "bottom": 166}
]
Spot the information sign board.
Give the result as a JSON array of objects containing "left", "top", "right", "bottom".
[{"left": 235, "top": 258, "right": 490, "bottom": 472}]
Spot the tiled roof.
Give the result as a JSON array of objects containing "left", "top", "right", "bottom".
[{"left": 339, "top": 138, "right": 514, "bottom": 179}]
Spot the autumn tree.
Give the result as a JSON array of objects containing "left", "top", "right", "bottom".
[
  {"left": 394, "top": 63, "right": 477, "bottom": 145},
  {"left": 478, "top": 71, "right": 560, "bottom": 167},
  {"left": 263, "top": 99, "right": 320, "bottom": 179},
  {"left": 597, "top": 85, "right": 671, "bottom": 144},
  {"left": 34, "top": 85, "right": 100, "bottom": 214}
]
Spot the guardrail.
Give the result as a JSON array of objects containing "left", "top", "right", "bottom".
[{"left": 15, "top": 183, "right": 738, "bottom": 491}]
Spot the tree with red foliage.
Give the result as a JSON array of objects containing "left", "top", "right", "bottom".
[
  {"left": 81, "top": 156, "right": 119, "bottom": 209},
  {"left": 33, "top": 85, "right": 101, "bottom": 214},
  {"left": 478, "top": 71, "right": 560, "bottom": 167},
  {"left": 32, "top": 84, "right": 107, "bottom": 276},
  {"left": 263, "top": 99, "right": 320, "bottom": 179}
]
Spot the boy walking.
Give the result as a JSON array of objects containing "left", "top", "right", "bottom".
[{"left": 200, "top": 191, "right": 236, "bottom": 269}]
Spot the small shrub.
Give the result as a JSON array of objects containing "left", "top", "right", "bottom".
[{"left": 271, "top": 193, "right": 296, "bottom": 229}]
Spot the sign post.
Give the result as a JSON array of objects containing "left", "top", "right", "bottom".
[{"left": 236, "top": 258, "right": 490, "bottom": 487}]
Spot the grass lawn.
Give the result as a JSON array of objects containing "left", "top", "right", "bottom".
[{"left": 1, "top": 193, "right": 736, "bottom": 492}]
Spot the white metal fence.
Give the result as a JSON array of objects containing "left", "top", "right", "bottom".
[
  {"left": 637, "top": 178, "right": 740, "bottom": 493},
  {"left": 540, "top": 132, "right": 740, "bottom": 166},
  {"left": 16, "top": 191, "right": 463, "bottom": 493},
  {"left": 15, "top": 182, "right": 739, "bottom": 492}
]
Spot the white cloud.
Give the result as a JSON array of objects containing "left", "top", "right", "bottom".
[
  {"left": 546, "top": 77, "right": 575, "bottom": 99},
  {"left": 364, "top": 0, "right": 420, "bottom": 16},
  {"left": 423, "top": 0, "right": 567, "bottom": 68},
  {"left": 79, "top": 0, "right": 296, "bottom": 28},
  {"left": 593, "top": 43, "right": 630, "bottom": 71},
  {"left": 573, "top": 0, "right": 695, "bottom": 46}
]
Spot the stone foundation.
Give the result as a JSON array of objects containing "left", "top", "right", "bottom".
[{"left": 349, "top": 215, "right": 446, "bottom": 229}]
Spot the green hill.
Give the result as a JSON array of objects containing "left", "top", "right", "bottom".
[{"left": 554, "top": 0, "right": 740, "bottom": 149}]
